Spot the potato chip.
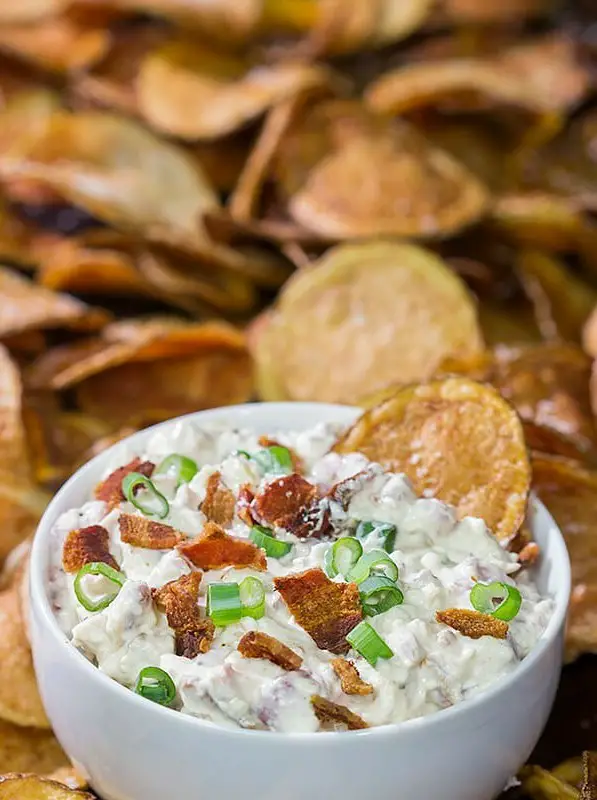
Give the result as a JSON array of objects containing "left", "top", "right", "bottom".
[
  {"left": 583, "top": 307, "right": 597, "bottom": 358},
  {"left": 272, "top": 100, "right": 488, "bottom": 239},
  {"left": 552, "top": 757, "right": 584, "bottom": 788},
  {"left": 518, "top": 764, "right": 580, "bottom": 799},
  {"left": 192, "top": 133, "right": 253, "bottom": 195},
  {"left": 0, "top": 721, "right": 67, "bottom": 775},
  {"left": 335, "top": 378, "right": 530, "bottom": 543},
  {"left": 0, "top": 267, "right": 109, "bottom": 338},
  {"left": 517, "top": 250, "right": 597, "bottom": 344},
  {"left": 44, "top": 769, "right": 88, "bottom": 792},
  {"left": 260, "top": 241, "right": 482, "bottom": 403},
  {"left": 0, "top": 199, "right": 40, "bottom": 268},
  {"left": 532, "top": 456, "right": 597, "bottom": 659},
  {"left": 477, "top": 301, "right": 543, "bottom": 346},
  {"left": 0, "top": 774, "right": 93, "bottom": 798}
]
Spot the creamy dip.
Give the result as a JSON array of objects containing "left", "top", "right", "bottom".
[{"left": 48, "top": 420, "right": 553, "bottom": 733}]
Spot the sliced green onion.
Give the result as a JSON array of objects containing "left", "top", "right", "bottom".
[
  {"left": 346, "top": 621, "right": 394, "bottom": 666},
  {"left": 250, "top": 525, "right": 293, "bottom": 558},
  {"left": 359, "top": 575, "right": 404, "bottom": 617},
  {"left": 134, "top": 666, "right": 176, "bottom": 706},
  {"left": 253, "top": 446, "right": 293, "bottom": 475},
  {"left": 122, "top": 472, "right": 169, "bottom": 519},
  {"left": 470, "top": 581, "right": 522, "bottom": 621},
  {"left": 324, "top": 537, "right": 363, "bottom": 579},
  {"left": 155, "top": 453, "right": 198, "bottom": 485},
  {"left": 236, "top": 450, "right": 252, "bottom": 459},
  {"left": 74, "top": 561, "right": 125, "bottom": 612},
  {"left": 207, "top": 582, "right": 242, "bottom": 626},
  {"left": 239, "top": 576, "right": 266, "bottom": 620},
  {"left": 356, "top": 520, "right": 397, "bottom": 553},
  {"left": 347, "top": 549, "right": 399, "bottom": 584}
]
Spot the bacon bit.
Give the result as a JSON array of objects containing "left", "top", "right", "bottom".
[
  {"left": 274, "top": 568, "right": 363, "bottom": 655},
  {"left": 253, "top": 473, "right": 329, "bottom": 538},
  {"left": 436, "top": 608, "right": 508, "bottom": 640},
  {"left": 200, "top": 471, "right": 236, "bottom": 527},
  {"left": 518, "top": 542, "right": 540, "bottom": 566},
  {"left": 331, "top": 658, "right": 373, "bottom": 696},
  {"left": 94, "top": 457, "right": 155, "bottom": 509},
  {"left": 238, "top": 631, "right": 303, "bottom": 671},
  {"left": 327, "top": 471, "right": 372, "bottom": 510},
  {"left": 311, "top": 695, "right": 369, "bottom": 730},
  {"left": 237, "top": 483, "right": 256, "bottom": 526},
  {"left": 62, "top": 525, "right": 119, "bottom": 573},
  {"left": 258, "top": 436, "right": 304, "bottom": 474},
  {"left": 153, "top": 572, "right": 215, "bottom": 657},
  {"left": 119, "top": 513, "right": 182, "bottom": 550},
  {"left": 179, "top": 521, "right": 267, "bottom": 571}
]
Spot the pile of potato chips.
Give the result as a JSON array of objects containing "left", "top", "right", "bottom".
[{"left": 0, "top": 0, "right": 596, "bottom": 795}]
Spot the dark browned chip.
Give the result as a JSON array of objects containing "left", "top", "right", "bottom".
[
  {"left": 118, "top": 513, "right": 182, "bottom": 550},
  {"left": 200, "top": 471, "right": 236, "bottom": 527},
  {"left": 238, "top": 631, "right": 302, "bottom": 671},
  {"left": 274, "top": 568, "right": 363, "bottom": 655},
  {"left": 311, "top": 695, "right": 369, "bottom": 731},
  {"left": 94, "top": 457, "right": 155, "bottom": 509},
  {"left": 254, "top": 473, "right": 328, "bottom": 538},
  {"left": 153, "top": 572, "right": 215, "bottom": 656},
  {"left": 62, "top": 525, "right": 118, "bottom": 574},
  {"left": 179, "top": 521, "right": 266, "bottom": 571},
  {"left": 436, "top": 608, "right": 508, "bottom": 639},
  {"left": 331, "top": 658, "right": 373, "bottom": 696}
]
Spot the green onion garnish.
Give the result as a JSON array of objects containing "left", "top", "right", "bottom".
[
  {"left": 346, "top": 621, "right": 394, "bottom": 666},
  {"left": 236, "top": 450, "right": 252, "bottom": 459},
  {"left": 359, "top": 575, "right": 404, "bottom": 617},
  {"left": 347, "top": 549, "right": 399, "bottom": 584},
  {"left": 74, "top": 561, "right": 126, "bottom": 612},
  {"left": 470, "top": 581, "right": 522, "bottom": 621},
  {"left": 236, "top": 446, "right": 293, "bottom": 474},
  {"left": 356, "top": 520, "right": 397, "bottom": 553},
  {"left": 239, "top": 576, "right": 266, "bottom": 620},
  {"left": 134, "top": 666, "right": 176, "bottom": 706},
  {"left": 122, "top": 472, "right": 169, "bottom": 519},
  {"left": 155, "top": 453, "right": 198, "bottom": 486},
  {"left": 324, "top": 537, "right": 363, "bottom": 579},
  {"left": 250, "top": 525, "right": 293, "bottom": 558},
  {"left": 207, "top": 582, "right": 243, "bottom": 626}
]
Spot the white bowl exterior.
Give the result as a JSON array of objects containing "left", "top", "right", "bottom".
[{"left": 30, "top": 403, "right": 570, "bottom": 800}]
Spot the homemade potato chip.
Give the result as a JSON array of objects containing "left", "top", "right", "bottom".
[
  {"left": 0, "top": 774, "right": 93, "bottom": 798},
  {"left": 518, "top": 764, "right": 580, "bottom": 799},
  {"left": 257, "top": 241, "right": 483, "bottom": 403},
  {"left": 272, "top": 100, "right": 488, "bottom": 239},
  {"left": 0, "top": 721, "right": 67, "bottom": 776},
  {"left": 335, "top": 378, "right": 530, "bottom": 543}
]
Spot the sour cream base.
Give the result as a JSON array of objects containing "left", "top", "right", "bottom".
[{"left": 48, "top": 421, "right": 553, "bottom": 733}]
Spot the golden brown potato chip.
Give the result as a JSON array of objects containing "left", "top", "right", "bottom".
[
  {"left": 191, "top": 133, "right": 253, "bottom": 195},
  {"left": 517, "top": 250, "right": 597, "bottom": 344},
  {"left": 272, "top": 100, "right": 488, "bottom": 240},
  {"left": 477, "top": 301, "right": 542, "bottom": 347},
  {"left": 532, "top": 455, "right": 597, "bottom": 660},
  {"left": 583, "top": 306, "right": 597, "bottom": 359},
  {"left": 0, "top": 774, "right": 93, "bottom": 798},
  {"left": 0, "top": 580, "right": 49, "bottom": 728},
  {"left": 335, "top": 378, "right": 530, "bottom": 543},
  {"left": 0, "top": 199, "right": 41, "bottom": 268},
  {"left": 553, "top": 757, "right": 584, "bottom": 788},
  {"left": 0, "top": 721, "right": 68, "bottom": 775},
  {"left": 257, "top": 241, "right": 483, "bottom": 403},
  {"left": 518, "top": 764, "right": 580, "bottom": 799},
  {"left": 0, "top": 267, "right": 109, "bottom": 338},
  {"left": 44, "top": 769, "right": 88, "bottom": 792}
]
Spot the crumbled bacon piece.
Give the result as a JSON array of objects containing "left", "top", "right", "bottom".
[
  {"left": 200, "top": 471, "right": 236, "bottom": 527},
  {"left": 153, "top": 572, "right": 215, "bottom": 657},
  {"left": 327, "top": 468, "right": 380, "bottom": 511},
  {"left": 518, "top": 542, "right": 540, "bottom": 566},
  {"left": 179, "top": 521, "right": 266, "bottom": 571},
  {"left": 119, "top": 513, "right": 182, "bottom": 550},
  {"left": 253, "top": 473, "right": 329, "bottom": 538},
  {"left": 311, "top": 695, "right": 369, "bottom": 730},
  {"left": 258, "top": 436, "right": 304, "bottom": 474},
  {"left": 274, "top": 568, "right": 362, "bottom": 655},
  {"left": 331, "top": 658, "right": 373, "bottom": 696},
  {"left": 62, "top": 525, "right": 119, "bottom": 573},
  {"left": 436, "top": 608, "right": 508, "bottom": 640},
  {"left": 94, "top": 457, "right": 155, "bottom": 509},
  {"left": 238, "top": 631, "right": 302, "bottom": 671},
  {"left": 237, "top": 483, "right": 256, "bottom": 526}
]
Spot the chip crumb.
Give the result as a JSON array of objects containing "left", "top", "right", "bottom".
[
  {"left": 331, "top": 657, "right": 373, "bottom": 696},
  {"left": 436, "top": 608, "right": 509, "bottom": 640},
  {"left": 311, "top": 695, "right": 369, "bottom": 730},
  {"left": 200, "top": 471, "right": 236, "bottom": 527},
  {"left": 238, "top": 631, "right": 303, "bottom": 671},
  {"left": 119, "top": 513, "right": 182, "bottom": 550},
  {"left": 179, "top": 521, "right": 266, "bottom": 571},
  {"left": 94, "top": 457, "right": 155, "bottom": 509},
  {"left": 62, "top": 525, "right": 119, "bottom": 574}
]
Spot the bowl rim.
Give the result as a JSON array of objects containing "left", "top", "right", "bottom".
[{"left": 30, "top": 401, "right": 572, "bottom": 743}]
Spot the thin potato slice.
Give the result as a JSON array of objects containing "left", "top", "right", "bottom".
[
  {"left": 335, "top": 378, "right": 530, "bottom": 543},
  {"left": 44, "top": 769, "right": 88, "bottom": 792},
  {"left": 262, "top": 241, "right": 483, "bottom": 403},
  {"left": 0, "top": 722, "right": 67, "bottom": 776},
  {"left": 532, "top": 456, "right": 597, "bottom": 660},
  {"left": 518, "top": 765, "right": 580, "bottom": 799},
  {"left": 0, "top": 774, "right": 93, "bottom": 798}
]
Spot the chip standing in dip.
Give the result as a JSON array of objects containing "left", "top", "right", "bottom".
[{"left": 47, "top": 417, "right": 554, "bottom": 734}]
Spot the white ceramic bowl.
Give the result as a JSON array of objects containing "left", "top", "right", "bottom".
[{"left": 30, "top": 403, "right": 571, "bottom": 800}]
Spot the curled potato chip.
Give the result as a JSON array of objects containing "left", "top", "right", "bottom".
[
  {"left": 0, "top": 721, "right": 67, "bottom": 776},
  {"left": 477, "top": 301, "right": 542, "bottom": 346},
  {"left": 258, "top": 241, "right": 482, "bottom": 403},
  {"left": 335, "top": 378, "right": 530, "bottom": 543},
  {"left": 532, "top": 455, "right": 597, "bottom": 660},
  {"left": 518, "top": 764, "right": 580, "bottom": 799},
  {"left": 272, "top": 100, "right": 488, "bottom": 239},
  {"left": 0, "top": 774, "right": 93, "bottom": 798},
  {"left": 553, "top": 757, "right": 584, "bottom": 788}
]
